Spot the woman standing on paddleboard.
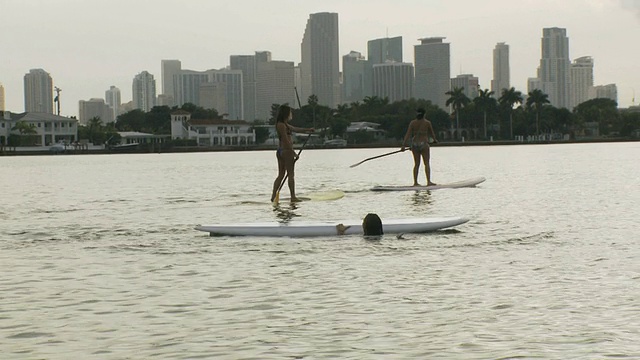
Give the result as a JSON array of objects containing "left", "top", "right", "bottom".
[
  {"left": 401, "top": 108, "right": 439, "bottom": 186},
  {"left": 270, "top": 104, "right": 314, "bottom": 202}
]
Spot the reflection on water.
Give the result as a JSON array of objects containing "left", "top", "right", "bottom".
[
  {"left": 410, "top": 190, "right": 433, "bottom": 206},
  {"left": 272, "top": 202, "right": 300, "bottom": 223}
]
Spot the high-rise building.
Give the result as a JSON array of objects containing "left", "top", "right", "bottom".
[
  {"left": 538, "top": 27, "right": 571, "bottom": 108},
  {"left": 230, "top": 51, "right": 271, "bottom": 121},
  {"left": 0, "top": 82, "right": 5, "bottom": 111},
  {"left": 256, "top": 59, "right": 295, "bottom": 120},
  {"left": 372, "top": 61, "right": 414, "bottom": 103},
  {"left": 79, "top": 98, "right": 115, "bottom": 125},
  {"left": 207, "top": 69, "right": 243, "bottom": 120},
  {"left": 300, "top": 12, "right": 340, "bottom": 108},
  {"left": 451, "top": 74, "right": 479, "bottom": 99},
  {"left": 105, "top": 85, "right": 121, "bottom": 118},
  {"left": 199, "top": 82, "right": 227, "bottom": 115},
  {"left": 368, "top": 36, "right": 403, "bottom": 64},
  {"left": 174, "top": 70, "right": 209, "bottom": 106},
  {"left": 161, "top": 60, "right": 181, "bottom": 106},
  {"left": 491, "top": 42, "right": 510, "bottom": 95},
  {"left": 414, "top": 37, "right": 450, "bottom": 110},
  {"left": 132, "top": 71, "right": 156, "bottom": 112},
  {"left": 528, "top": 78, "right": 543, "bottom": 93},
  {"left": 24, "top": 69, "right": 54, "bottom": 113},
  {"left": 570, "top": 56, "right": 594, "bottom": 109},
  {"left": 589, "top": 84, "right": 617, "bottom": 103},
  {"left": 342, "top": 51, "right": 371, "bottom": 104}
]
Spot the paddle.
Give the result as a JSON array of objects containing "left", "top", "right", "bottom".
[
  {"left": 273, "top": 87, "right": 309, "bottom": 205},
  {"left": 349, "top": 149, "right": 404, "bottom": 168}
]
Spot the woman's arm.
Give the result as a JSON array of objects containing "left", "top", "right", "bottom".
[
  {"left": 289, "top": 125, "right": 314, "bottom": 133},
  {"left": 428, "top": 121, "right": 438, "bottom": 143}
]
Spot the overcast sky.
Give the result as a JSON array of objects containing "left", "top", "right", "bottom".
[{"left": 1, "top": 0, "right": 638, "bottom": 117}]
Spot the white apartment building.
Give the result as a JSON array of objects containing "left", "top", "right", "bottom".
[
  {"left": 589, "top": 84, "right": 618, "bottom": 103},
  {"left": 570, "top": 56, "right": 594, "bottom": 109},
  {"left": 79, "top": 98, "right": 115, "bottom": 125},
  {"left": 132, "top": 71, "right": 156, "bottom": 112},
  {"left": 451, "top": 74, "right": 479, "bottom": 99},
  {"left": 24, "top": 69, "right": 54, "bottom": 114},
  {"left": 105, "top": 85, "right": 122, "bottom": 118},
  {"left": 372, "top": 61, "right": 414, "bottom": 103}
]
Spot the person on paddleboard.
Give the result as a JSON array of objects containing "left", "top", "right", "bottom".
[
  {"left": 270, "top": 104, "right": 314, "bottom": 202},
  {"left": 401, "top": 108, "right": 439, "bottom": 186}
]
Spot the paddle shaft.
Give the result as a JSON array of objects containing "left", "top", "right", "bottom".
[{"left": 349, "top": 149, "right": 404, "bottom": 168}]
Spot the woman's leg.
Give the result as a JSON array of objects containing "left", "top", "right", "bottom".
[
  {"left": 422, "top": 146, "right": 436, "bottom": 185},
  {"left": 411, "top": 149, "right": 421, "bottom": 186},
  {"left": 271, "top": 152, "right": 286, "bottom": 201},
  {"left": 282, "top": 150, "right": 299, "bottom": 201}
]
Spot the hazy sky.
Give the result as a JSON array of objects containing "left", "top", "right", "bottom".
[{"left": 1, "top": 0, "right": 638, "bottom": 117}]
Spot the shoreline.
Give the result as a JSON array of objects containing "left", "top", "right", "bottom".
[{"left": 1, "top": 137, "right": 637, "bottom": 156}]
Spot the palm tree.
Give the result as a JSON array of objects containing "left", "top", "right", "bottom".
[
  {"left": 473, "top": 89, "right": 497, "bottom": 139},
  {"left": 498, "top": 87, "right": 523, "bottom": 139},
  {"left": 445, "top": 87, "right": 471, "bottom": 139},
  {"left": 526, "top": 89, "right": 550, "bottom": 136}
]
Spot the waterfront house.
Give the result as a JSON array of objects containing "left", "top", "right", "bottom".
[
  {"left": 170, "top": 110, "right": 256, "bottom": 146},
  {"left": 0, "top": 111, "right": 78, "bottom": 147}
]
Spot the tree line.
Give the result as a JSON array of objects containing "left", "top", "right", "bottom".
[{"left": 10, "top": 89, "right": 635, "bottom": 147}]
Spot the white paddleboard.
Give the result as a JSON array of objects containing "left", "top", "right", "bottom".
[
  {"left": 371, "top": 177, "right": 486, "bottom": 192},
  {"left": 195, "top": 216, "right": 469, "bottom": 237}
]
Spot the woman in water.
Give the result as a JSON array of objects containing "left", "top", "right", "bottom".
[
  {"left": 401, "top": 108, "right": 439, "bottom": 186},
  {"left": 270, "top": 104, "right": 314, "bottom": 202}
]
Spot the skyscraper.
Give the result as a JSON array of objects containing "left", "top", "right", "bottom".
[
  {"left": 255, "top": 59, "right": 295, "bottom": 120},
  {"left": 230, "top": 51, "right": 271, "bottom": 121},
  {"left": 132, "top": 71, "right": 156, "bottom": 112},
  {"left": 105, "top": 85, "right": 121, "bottom": 118},
  {"left": 414, "top": 37, "right": 450, "bottom": 110},
  {"left": 368, "top": 36, "right": 403, "bottom": 64},
  {"left": 491, "top": 42, "right": 510, "bottom": 95},
  {"left": 538, "top": 27, "right": 571, "bottom": 108},
  {"left": 161, "top": 60, "right": 181, "bottom": 106},
  {"left": 342, "top": 51, "right": 371, "bottom": 104},
  {"left": 300, "top": 12, "right": 340, "bottom": 107},
  {"left": 207, "top": 69, "right": 244, "bottom": 120},
  {"left": 451, "top": 74, "right": 479, "bottom": 99},
  {"left": 24, "top": 69, "right": 54, "bottom": 113},
  {"left": 0, "top": 83, "right": 5, "bottom": 111},
  {"left": 372, "top": 62, "right": 414, "bottom": 103},
  {"left": 570, "top": 56, "right": 594, "bottom": 109}
]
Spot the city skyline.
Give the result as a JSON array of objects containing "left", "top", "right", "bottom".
[{"left": 1, "top": 0, "right": 638, "bottom": 117}]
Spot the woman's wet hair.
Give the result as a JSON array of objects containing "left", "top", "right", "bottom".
[
  {"left": 416, "top": 108, "right": 426, "bottom": 120},
  {"left": 276, "top": 104, "right": 292, "bottom": 123},
  {"left": 362, "top": 213, "right": 383, "bottom": 235}
]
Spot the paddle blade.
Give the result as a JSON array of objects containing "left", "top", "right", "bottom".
[{"left": 272, "top": 192, "right": 280, "bottom": 206}]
